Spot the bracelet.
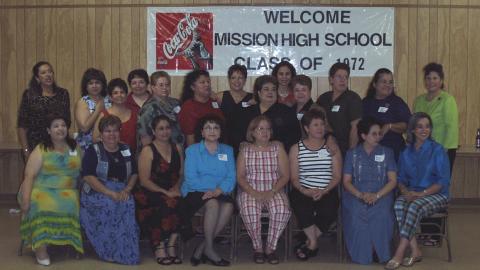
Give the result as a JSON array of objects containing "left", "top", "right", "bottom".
[
  {"left": 23, "top": 148, "right": 29, "bottom": 153},
  {"left": 389, "top": 123, "right": 392, "bottom": 130},
  {"left": 376, "top": 193, "right": 381, "bottom": 199},
  {"left": 423, "top": 189, "right": 428, "bottom": 195}
]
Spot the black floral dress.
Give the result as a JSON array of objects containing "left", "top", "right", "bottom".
[{"left": 133, "top": 143, "right": 181, "bottom": 249}]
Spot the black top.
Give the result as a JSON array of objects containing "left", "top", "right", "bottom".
[
  {"left": 316, "top": 90, "right": 362, "bottom": 155},
  {"left": 230, "top": 103, "right": 301, "bottom": 154},
  {"left": 220, "top": 91, "right": 253, "bottom": 145},
  {"left": 149, "top": 143, "right": 181, "bottom": 190},
  {"left": 81, "top": 145, "right": 138, "bottom": 181}
]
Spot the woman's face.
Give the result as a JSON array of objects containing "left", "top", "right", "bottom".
[
  {"left": 305, "top": 118, "right": 326, "bottom": 140},
  {"left": 110, "top": 87, "right": 127, "bottom": 105},
  {"left": 258, "top": 82, "right": 277, "bottom": 105},
  {"left": 276, "top": 66, "right": 292, "bottom": 88},
  {"left": 362, "top": 124, "right": 381, "bottom": 147},
  {"left": 47, "top": 119, "right": 67, "bottom": 141},
  {"left": 424, "top": 71, "right": 443, "bottom": 93},
  {"left": 293, "top": 83, "right": 311, "bottom": 104},
  {"left": 101, "top": 125, "right": 120, "bottom": 145},
  {"left": 329, "top": 69, "right": 349, "bottom": 92},
  {"left": 414, "top": 117, "right": 431, "bottom": 144},
  {"left": 374, "top": 73, "right": 394, "bottom": 99},
  {"left": 201, "top": 121, "right": 221, "bottom": 143},
  {"left": 153, "top": 119, "right": 172, "bottom": 142},
  {"left": 151, "top": 77, "right": 171, "bottom": 98},
  {"left": 191, "top": 75, "right": 211, "bottom": 100},
  {"left": 253, "top": 120, "right": 272, "bottom": 144},
  {"left": 87, "top": 79, "right": 103, "bottom": 97},
  {"left": 228, "top": 71, "right": 246, "bottom": 92},
  {"left": 130, "top": 77, "right": 148, "bottom": 96},
  {"left": 36, "top": 64, "right": 55, "bottom": 88}
]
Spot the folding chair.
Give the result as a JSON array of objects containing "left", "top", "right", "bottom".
[{"left": 417, "top": 209, "right": 452, "bottom": 262}]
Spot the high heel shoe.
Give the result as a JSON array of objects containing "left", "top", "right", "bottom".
[
  {"left": 36, "top": 256, "right": 51, "bottom": 266},
  {"left": 205, "top": 256, "right": 230, "bottom": 267},
  {"left": 190, "top": 254, "right": 207, "bottom": 266}
]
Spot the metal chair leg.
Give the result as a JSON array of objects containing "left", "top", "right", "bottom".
[
  {"left": 17, "top": 239, "right": 24, "bottom": 256},
  {"left": 445, "top": 215, "right": 452, "bottom": 262}
]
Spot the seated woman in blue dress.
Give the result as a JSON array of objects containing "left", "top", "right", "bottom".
[
  {"left": 179, "top": 114, "right": 236, "bottom": 267},
  {"left": 80, "top": 115, "right": 140, "bottom": 265},
  {"left": 385, "top": 112, "right": 450, "bottom": 270},
  {"left": 342, "top": 117, "right": 397, "bottom": 265}
]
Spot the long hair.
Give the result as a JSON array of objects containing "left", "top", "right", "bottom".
[
  {"left": 365, "top": 68, "right": 394, "bottom": 99},
  {"left": 80, "top": 68, "right": 108, "bottom": 97},
  {"left": 28, "top": 61, "right": 59, "bottom": 91},
  {"left": 180, "top": 69, "right": 210, "bottom": 103},
  {"left": 271, "top": 60, "right": 297, "bottom": 78},
  {"left": 41, "top": 114, "right": 76, "bottom": 151},
  {"left": 406, "top": 112, "right": 433, "bottom": 144}
]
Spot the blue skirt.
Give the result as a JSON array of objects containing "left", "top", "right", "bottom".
[{"left": 80, "top": 180, "right": 140, "bottom": 265}]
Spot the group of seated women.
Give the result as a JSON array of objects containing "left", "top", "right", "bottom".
[{"left": 17, "top": 60, "right": 454, "bottom": 269}]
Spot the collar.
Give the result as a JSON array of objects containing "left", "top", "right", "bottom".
[{"left": 199, "top": 140, "right": 220, "bottom": 155}]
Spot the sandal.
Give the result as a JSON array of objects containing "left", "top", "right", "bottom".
[
  {"left": 384, "top": 259, "right": 400, "bottom": 270},
  {"left": 423, "top": 239, "right": 440, "bottom": 247},
  {"left": 167, "top": 245, "right": 182, "bottom": 264},
  {"left": 265, "top": 252, "right": 279, "bottom": 264},
  {"left": 401, "top": 256, "right": 423, "bottom": 267},
  {"left": 294, "top": 243, "right": 308, "bottom": 261},
  {"left": 253, "top": 252, "right": 265, "bottom": 264},
  {"left": 155, "top": 246, "right": 172, "bottom": 265}
]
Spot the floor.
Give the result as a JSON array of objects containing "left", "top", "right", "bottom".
[{"left": 1, "top": 202, "right": 479, "bottom": 270}]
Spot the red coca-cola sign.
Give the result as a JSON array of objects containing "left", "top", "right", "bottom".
[{"left": 156, "top": 13, "right": 213, "bottom": 70}]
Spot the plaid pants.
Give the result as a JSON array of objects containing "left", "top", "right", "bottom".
[
  {"left": 237, "top": 191, "right": 291, "bottom": 251},
  {"left": 394, "top": 193, "right": 448, "bottom": 240}
]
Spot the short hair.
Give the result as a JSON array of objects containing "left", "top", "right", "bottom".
[
  {"left": 291, "top": 75, "right": 312, "bottom": 91},
  {"left": 329, "top": 62, "right": 350, "bottom": 78},
  {"left": 42, "top": 113, "right": 76, "bottom": 151},
  {"left": 98, "top": 115, "right": 122, "bottom": 133},
  {"left": 194, "top": 114, "right": 225, "bottom": 143},
  {"left": 127, "top": 68, "right": 149, "bottom": 85},
  {"left": 227, "top": 64, "right": 247, "bottom": 79},
  {"left": 253, "top": 75, "right": 278, "bottom": 102},
  {"left": 271, "top": 60, "right": 297, "bottom": 78},
  {"left": 357, "top": 117, "right": 381, "bottom": 144},
  {"left": 181, "top": 69, "right": 210, "bottom": 103},
  {"left": 406, "top": 112, "right": 433, "bottom": 144},
  {"left": 29, "top": 61, "right": 58, "bottom": 91},
  {"left": 301, "top": 109, "right": 326, "bottom": 134},
  {"left": 150, "top": 71, "right": 171, "bottom": 86},
  {"left": 81, "top": 68, "right": 107, "bottom": 97},
  {"left": 423, "top": 62, "right": 445, "bottom": 89},
  {"left": 246, "top": 115, "right": 273, "bottom": 143},
  {"left": 107, "top": 78, "right": 128, "bottom": 96}
]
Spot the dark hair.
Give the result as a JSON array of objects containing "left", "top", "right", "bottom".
[
  {"left": 271, "top": 61, "right": 297, "bottom": 78},
  {"left": 246, "top": 115, "right": 273, "bottom": 143},
  {"left": 150, "top": 71, "right": 171, "bottom": 86},
  {"left": 127, "top": 69, "right": 149, "bottom": 86},
  {"left": 28, "top": 61, "right": 58, "bottom": 90},
  {"left": 301, "top": 109, "right": 326, "bottom": 135},
  {"left": 98, "top": 114, "right": 122, "bottom": 133},
  {"left": 151, "top": 115, "right": 172, "bottom": 139},
  {"left": 291, "top": 75, "right": 312, "bottom": 91},
  {"left": 357, "top": 117, "right": 381, "bottom": 144},
  {"left": 366, "top": 68, "right": 394, "bottom": 99},
  {"left": 253, "top": 75, "right": 279, "bottom": 102},
  {"left": 107, "top": 78, "right": 128, "bottom": 96},
  {"left": 406, "top": 112, "right": 433, "bottom": 144},
  {"left": 42, "top": 114, "right": 76, "bottom": 151},
  {"left": 423, "top": 62, "right": 445, "bottom": 89},
  {"left": 194, "top": 114, "right": 225, "bottom": 143},
  {"left": 329, "top": 62, "right": 350, "bottom": 78},
  {"left": 227, "top": 64, "right": 247, "bottom": 79},
  {"left": 181, "top": 69, "right": 210, "bottom": 103},
  {"left": 81, "top": 68, "right": 107, "bottom": 97}
]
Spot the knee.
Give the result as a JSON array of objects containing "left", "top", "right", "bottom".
[{"left": 204, "top": 198, "right": 220, "bottom": 210}]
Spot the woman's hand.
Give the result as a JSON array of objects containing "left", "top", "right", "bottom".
[
  {"left": 20, "top": 197, "right": 30, "bottom": 213},
  {"left": 165, "top": 188, "right": 181, "bottom": 198},
  {"left": 106, "top": 190, "right": 122, "bottom": 201},
  {"left": 118, "top": 189, "right": 131, "bottom": 201},
  {"left": 202, "top": 188, "right": 222, "bottom": 200},
  {"left": 362, "top": 192, "right": 378, "bottom": 205},
  {"left": 300, "top": 187, "right": 315, "bottom": 198},
  {"left": 312, "top": 189, "right": 326, "bottom": 201}
]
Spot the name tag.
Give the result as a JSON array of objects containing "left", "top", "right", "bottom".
[
  {"left": 173, "top": 105, "right": 181, "bottom": 114},
  {"left": 318, "top": 149, "right": 329, "bottom": 159},
  {"left": 296, "top": 113, "right": 304, "bottom": 120},
  {"left": 212, "top": 101, "right": 219, "bottom": 109},
  {"left": 121, "top": 149, "right": 131, "bottom": 157},
  {"left": 378, "top": 106, "right": 389, "bottom": 113},
  {"left": 69, "top": 150, "right": 78, "bottom": 156},
  {"left": 241, "top": 102, "right": 250, "bottom": 108},
  {"left": 331, "top": 105, "right": 340, "bottom": 112},
  {"left": 375, "top": 154, "right": 385, "bottom": 162},
  {"left": 218, "top": 154, "right": 228, "bottom": 161}
]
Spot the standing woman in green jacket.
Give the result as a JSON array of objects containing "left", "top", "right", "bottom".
[{"left": 414, "top": 63, "right": 458, "bottom": 173}]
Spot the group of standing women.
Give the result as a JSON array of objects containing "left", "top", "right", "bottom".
[{"left": 16, "top": 59, "right": 457, "bottom": 269}]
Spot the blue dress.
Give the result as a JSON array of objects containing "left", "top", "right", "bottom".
[{"left": 342, "top": 144, "right": 397, "bottom": 264}]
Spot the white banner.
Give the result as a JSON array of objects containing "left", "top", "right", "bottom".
[{"left": 147, "top": 6, "right": 394, "bottom": 76}]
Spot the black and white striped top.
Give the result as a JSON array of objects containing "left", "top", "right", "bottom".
[{"left": 298, "top": 140, "right": 333, "bottom": 189}]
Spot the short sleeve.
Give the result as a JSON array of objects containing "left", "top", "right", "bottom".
[
  {"left": 81, "top": 146, "right": 98, "bottom": 177},
  {"left": 343, "top": 149, "right": 354, "bottom": 175},
  {"left": 396, "top": 97, "right": 411, "bottom": 124}
]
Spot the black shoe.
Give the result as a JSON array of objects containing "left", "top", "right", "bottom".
[
  {"left": 190, "top": 254, "right": 207, "bottom": 266},
  {"left": 205, "top": 256, "right": 230, "bottom": 267}
]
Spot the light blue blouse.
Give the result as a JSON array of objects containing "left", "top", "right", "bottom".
[{"left": 181, "top": 140, "right": 236, "bottom": 197}]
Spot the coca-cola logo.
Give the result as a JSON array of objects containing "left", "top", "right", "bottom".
[{"left": 163, "top": 14, "right": 199, "bottom": 59}]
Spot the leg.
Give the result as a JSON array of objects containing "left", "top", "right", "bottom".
[
  {"left": 238, "top": 192, "right": 263, "bottom": 252},
  {"left": 34, "top": 244, "right": 50, "bottom": 266},
  {"left": 265, "top": 192, "right": 291, "bottom": 254},
  {"left": 289, "top": 188, "right": 316, "bottom": 250},
  {"left": 194, "top": 199, "right": 220, "bottom": 261}
]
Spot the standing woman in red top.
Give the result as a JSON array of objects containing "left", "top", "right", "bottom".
[
  {"left": 93, "top": 78, "right": 138, "bottom": 152},
  {"left": 178, "top": 70, "right": 224, "bottom": 146},
  {"left": 126, "top": 69, "right": 151, "bottom": 112},
  {"left": 271, "top": 61, "right": 297, "bottom": 107}
]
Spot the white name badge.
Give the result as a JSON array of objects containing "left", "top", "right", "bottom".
[
  {"left": 69, "top": 150, "right": 78, "bottom": 156},
  {"left": 331, "top": 105, "right": 340, "bottom": 112},
  {"left": 218, "top": 154, "right": 228, "bottom": 161},
  {"left": 212, "top": 102, "right": 219, "bottom": 109},
  {"left": 121, "top": 149, "right": 131, "bottom": 157},
  {"left": 173, "top": 105, "right": 181, "bottom": 114},
  {"left": 296, "top": 113, "right": 304, "bottom": 120},
  {"left": 378, "top": 106, "right": 389, "bottom": 113},
  {"left": 318, "top": 149, "right": 330, "bottom": 159},
  {"left": 241, "top": 102, "right": 250, "bottom": 108},
  {"left": 375, "top": 154, "right": 385, "bottom": 162}
]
